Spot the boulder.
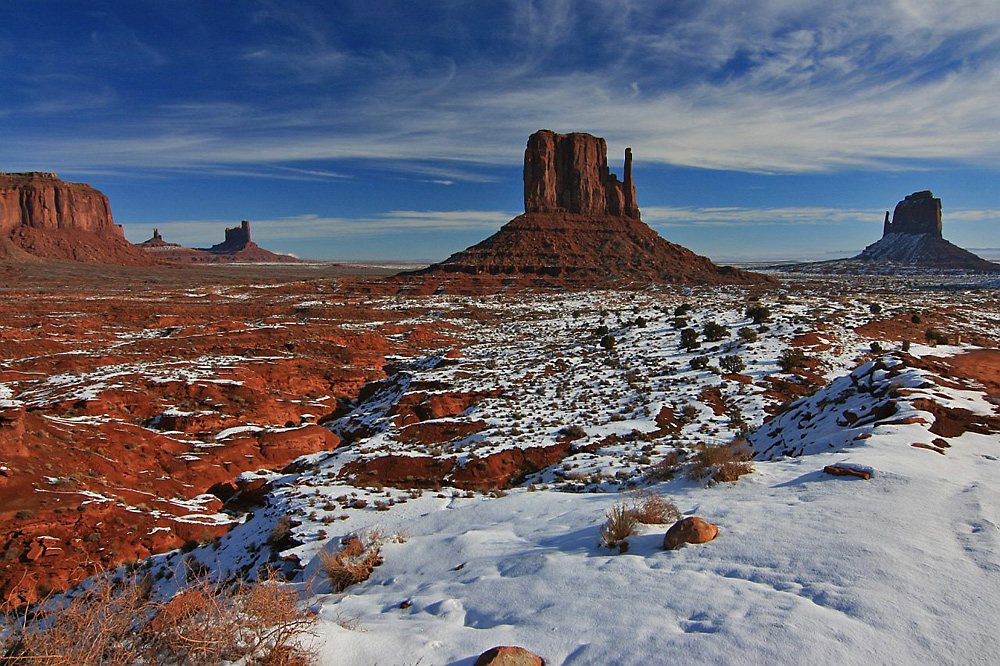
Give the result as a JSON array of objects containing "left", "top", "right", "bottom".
[
  {"left": 474, "top": 646, "right": 545, "bottom": 666},
  {"left": 663, "top": 516, "right": 719, "bottom": 550}
]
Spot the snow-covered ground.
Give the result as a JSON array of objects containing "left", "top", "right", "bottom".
[{"left": 13, "top": 283, "right": 1000, "bottom": 664}]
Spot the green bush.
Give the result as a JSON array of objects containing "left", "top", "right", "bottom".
[
  {"left": 674, "top": 303, "right": 692, "bottom": 316},
  {"left": 737, "top": 326, "right": 757, "bottom": 343},
  {"left": 745, "top": 305, "right": 771, "bottom": 324},
  {"left": 690, "top": 355, "right": 709, "bottom": 370},
  {"left": 703, "top": 321, "right": 727, "bottom": 342},
  {"left": 680, "top": 328, "right": 700, "bottom": 350},
  {"left": 777, "top": 348, "right": 807, "bottom": 372},
  {"left": 719, "top": 355, "right": 745, "bottom": 374}
]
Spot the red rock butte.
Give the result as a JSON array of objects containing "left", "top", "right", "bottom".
[
  {"left": 406, "top": 130, "right": 771, "bottom": 287},
  {"left": 139, "top": 220, "right": 301, "bottom": 263},
  {"left": 855, "top": 190, "right": 1000, "bottom": 272},
  {"left": 0, "top": 172, "right": 152, "bottom": 265}
]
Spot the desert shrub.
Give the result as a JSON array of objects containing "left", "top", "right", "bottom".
[
  {"left": 268, "top": 515, "right": 294, "bottom": 546},
  {"left": 745, "top": 304, "right": 771, "bottom": 324},
  {"left": 627, "top": 490, "right": 681, "bottom": 524},
  {"left": 902, "top": 340, "right": 911, "bottom": 352},
  {"left": 911, "top": 313, "right": 921, "bottom": 324},
  {"left": 674, "top": 303, "right": 692, "bottom": 316},
  {"left": 680, "top": 328, "right": 700, "bottom": 350},
  {"left": 319, "top": 530, "right": 384, "bottom": 593},
  {"left": 634, "top": 316, "right": 647, "bottom": 328},
  {"left": 595, "top": 324, "right": 610, "bottom": 337},
  {"left": 3, "top": 570, "right": 315, "bottom": 666},
  {"left": 600, "top": 502, "right": 636, "bottom": 550},
  {"left": 687, "top": 441, "right": 754, "bottom": 484},
  {"left": 599, "top": 334, "right": 616, "bottom": 350},
  {"left": 689, "top": 355, "right": 709, "bottom": 370},
  {"left": 702, "top": 321, "right": 727, "bottom": 342},
  {"left": 13, "top": 510, "right": 34, "bottom": 520},
  {"left": 559, "top": 424, "right": 587, "bottom": 439},
  {"left": 737, "top": 326, "right": 758, "bottom": 343},
  {"left": 644, "top": 450, "right": 680, "bottom": 481},
  {"left": 777, "top": 348, "right": 807, "bottom": 372},
  {"left": 925, "top": 328, "right": 949, "bottom": 345},
  {"left": 673, "top": 317, "right": 688, "bottom": 329},
  {"left": 870, "top": 341, "right": 883, "bottom": 354},
  {"left": 719, "top": 355, "right": 745, "bottom": 374},
  {"left": 869, "top": 303, "right": 882, "bottom": 314}
]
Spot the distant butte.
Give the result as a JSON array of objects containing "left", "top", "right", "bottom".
[
  {"left": 405, "top": 130, "right": 771, "bottom": 288},
  {"left": 855, "top": 190, "right": 999, "bottom": 271},
  {"left": 139, "top": 220, "right": 301, "bottom": 263},
  {"left": 0, "top": 172, "right": 153, "bottom": 265}
]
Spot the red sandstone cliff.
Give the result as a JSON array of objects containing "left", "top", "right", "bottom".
[
  {"left": 408, "top": 130, "right": 770, "bottom": 287},
  {"left": 0, "top": 172, "right": 153, "bottom": 265}
]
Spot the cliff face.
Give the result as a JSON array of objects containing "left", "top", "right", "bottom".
[
  {"left": 524, "top": 130, "right": 638, "bottom": 219},
  {"left": 882, "top": 191, "right": 942, "bottom": 237},
  {"left": 0, "top": 172, "right": 122, "bottom": 237},
  {"left": 0, "top": 173, "right": 154, "bottom": 265},
  {"left": 408, "top": 130, "right": 771, "bottom": 288}
]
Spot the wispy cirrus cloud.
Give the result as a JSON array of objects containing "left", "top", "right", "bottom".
[{"left": 5, "top": 0, "right": 1000, "bottom": 179}]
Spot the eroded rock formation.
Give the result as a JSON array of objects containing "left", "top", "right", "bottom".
[
  {"left": 524, "top": 130, "right": 638, "bottom": 218},
  {"left": 0, "top": 172, "right": 152, "bottom": 265},
  {"left": 882, "top": 190, "right": 942, "bottom": 237},
  {"left": 854, "top": 190, "right": 999, "bottom": 272},
  {"left": 139, "top": 221, "right": 301, "bottom": 263},
  {"left": 407, "top": 130, "right": 771, "bottom": 288}
]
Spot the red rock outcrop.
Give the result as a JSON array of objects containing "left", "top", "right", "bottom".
[
  {"left": 0, "top": 172, "right": 153, "bottom": 265},
  {"left": 406, "top": 131, "right": 771, "bottom": 288}
]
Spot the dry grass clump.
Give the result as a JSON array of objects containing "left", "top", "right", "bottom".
[
  {"left": 2, "top": 570, "right": 316, "bottom": 665},
  {"left": 687, "top": 441, "right": 754, "bottom": 485},
  {"left": 600, "top": 502, "right": 637, "bottom": 551},
  {"left": 644, "top": 450, "right": 680, "bottom": 481},
  {"left": 318, "top": 529, "right": 385, "bottom": 593},
  {"left": 627, "top": 490, "right": 681, "bottom": 525}
]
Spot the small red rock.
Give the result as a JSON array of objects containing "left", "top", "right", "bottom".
[
  {"left": 663, "top": 516, "right": 719, "bottom": 550},
  {"left": 474, "top": 645, "right": 544, "bottom": 666}
]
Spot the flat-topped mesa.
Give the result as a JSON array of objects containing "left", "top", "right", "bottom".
[
  {"left": 883, "top": 190, "right": 942, "bottom": 237},
  {"left": 523, "top": 130, "right": 639, "bottom": 218},
  {"left": 0, "top": 171, "right": 122, "bottom": 237}
]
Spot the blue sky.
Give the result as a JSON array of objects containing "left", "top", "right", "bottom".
[{"left": 3, "top": 0, "right": 1000, "bottom": 261}]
